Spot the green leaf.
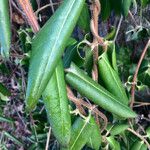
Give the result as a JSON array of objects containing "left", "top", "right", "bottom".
[
  {"left": 4, "top": 131, "right": 23, "bottom": 146},
  {"left": 68, "top": 115, "right": 93, "bottom": 150},
  {"left": 0, "top": 0, "right": 11, "bottom": 59},
  {"left": 26, "top": 0, "right": 85, "bottom": 111},
  {"left": 110, "top": 0, "right": 122, "bottom": 15},
  {"left": 131, "top": 141, "right": 147, "bottom": 150},
  {"left": 18, "top": 28, "right": 32, "bottom": 52},
  {"left": 65, "top": 63, "right": 137, "bottom": 118},
  {"left": 109, "top": 124, "right": 129, "bottom": 136},
  {"left": 98, "top": 42, "right": 129, "bottom": 105},
  {"left": 42, "top": 61, "right": 71, "bottom": 147},
  {"left": 63, "top": 41, "right": 78, "bottom": 68},
  {"left": 0, "top": 83, "right": 11, "bottom": 96},
  {"left": 77, "top": 3, "right": 90, "bottom": 32},
  {"left": 105, "top": 26, "right": 116, "bottom": 40},
  {"left": 138, "top": 68, "right": 150, "bottom": 87},
  {"left": 107, "top": 136, "right": 121, "bottom": 150},
  {"left": 0, "top": 83, "right": 10, "bottom": 101},
  {"left": 122, "top": 0, "right": 132, "bottom": 17},
  {"left": 141, "top": 0, "right": 150, "bottom": 7},
  {"left": 146, "top": 126, "right": 150, "bottom": 140},
  {"left": 86, "top": 117, "right": 102, "bottom": 150},
  {"left": 0, "top": 116, "right": 14, "bottom": 124},
  {"left": 101, "top": 0, "right": 111, "bottom": 20}
]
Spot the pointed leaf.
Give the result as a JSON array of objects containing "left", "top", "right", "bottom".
[
  {"left": 107, "top": 136, "right": 121, "bottom": 150},
  {"left": 42, "top": 61, "right": 71, "bottom": 147},
  {"left": 65, "top": 63, "right": 137, "bottom": 118},
  {"left": 0, "top": 0, "right": 11, "bottom": 59},
  {"left": 26, "top": 0, "right": 85, "bottom": 110},
  {"left": 122, "top": 0, "right": 132, "bottom": 17},
  {"left": 63, "top": 40, "right": 78, "bottom": 68},
  {"left": 0, "top": 83, "right": 11, "bottom": 96},
  {"left": 77, "top": 2, "right": 90, "bottom": 32},
  {"left": 98, "top": 42, "right": 129, "bottom": 105},
  {"left": 86, "top": 117, "right": 102, "bottom": 150},
  {"left": 101, "top": 0, "right": 111, "bottom": 20},
  {"left": 110, "top": 124, "right": 129, "bottom": 136},
  {"left": 69, "top": 116, "right": 92, "bottom": 150},
  {"left": 131, "top": 141, "right": 147, "bottom": 150}
]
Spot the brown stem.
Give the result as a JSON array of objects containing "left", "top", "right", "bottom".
[
  {"left": 90, "top": 0, "right": 100, "bottom": 82},
  {"left": 127, "top": 128, "right": 150, "bottom": 149},
  {"left": 67, "top": 86, "right": 108, "bottom": 132},
  {"left": 130, "top": 39, "right": 150, "bottom": 108},
  {"left": 16, "top": 0, "right": 40, "bottom": 33},
  {"left": 67, "top": 86, "right": 87, "bottom": 116}
]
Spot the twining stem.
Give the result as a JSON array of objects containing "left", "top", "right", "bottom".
[
  {"left": 67, "top": 86, "right": 108, "bottom": 132},
  {"left": 16, "top": 0, "right": 40, "bottom": 33},
  {"left": 113, "top": 15, "right": 123, "bottom": 42},
  {"left": 130, "top": 39, "right": 150, "bottom": 108},
  {"left": 90, "top": 0, "right": 103, "bottom": 82},
  {"left": 127, "top": 128, "right": 150, "bottom": 149}
]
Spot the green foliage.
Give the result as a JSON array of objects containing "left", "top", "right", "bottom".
[
  {"left": 106, "top": 136, "right": 121, "bottom": 150},
  {"left": 65, "top": 63, "right": 136, "bottom": 118},
  {"left": 131, "top": 141, "right": 147, "bottom": 150},
  {"left": 77, "top": 3, "right": 90, "bottom": 32},
  {"left": 101, "top": 0, "right": 132, "bottom": 20},
  {"left": 26, "top": 0, "right": 85, "bottom": 111},
  {"left": 86, "top": 117, "right": 102, "bottom": 150},
  {"left": 0, "top": 0, "right": 149, "bottom": 149},
  {"left": 42, "top": 61, "right": 71, "bottom": 147},
  {"left": 141, "top": 0, "right": 150, "bottom": 7},
  {"left": 0, "top": 0, "right": 11, "bottom": 59},
  {"left": 98, "top": 42, "right": 129, "bottom": 105},
  {"left": 109, "top": 124, "right": 129, "bottom": 136},
  {"left": 67, "top": 116, "right": 92, "bottom": 150}
]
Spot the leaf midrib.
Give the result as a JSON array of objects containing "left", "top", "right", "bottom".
[
  {"left": 69, "top": 66, "right": 129, "bottom": 109},
  {"left": 36, "top": 0, "right": 76, "bottom": 95}
]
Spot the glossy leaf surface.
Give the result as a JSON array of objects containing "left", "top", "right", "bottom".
[
  {"left": 26, "top": 0, "right": 85, "bottom": 110},
  {"left": 65, "top": 63, "right": 137, "bottom": 118},
  {"left": 0, "top": 0, "right": 11, "bottom": 59},
  {"left": 122, "top": 0, "right": 132, "bottom": 17},
  {"left": 42, "top": 61, "right": 71, "bottom": 147},
  {"left": 98, "top": 42, "right": 129, "bottom": 105}
]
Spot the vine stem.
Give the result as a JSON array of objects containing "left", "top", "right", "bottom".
[
  {"left": 113, "top": 15, "right": 123, "bottom": 42},
  {"left": 45, "top": 127, "right": 51, "bottom": 150},
  {"left": 35, "top": 2, "right": 60, "bottom": 15},
  {"left": 16, "top": 0, "right": 40, "bottom": 33},
  {"left": 90, "top": 0, "right": 103, "bottom": 82},
  {"left": 130, "top": 39, "right": 150, "bottom": 108},
  {"left": 127, "top": 128, "right": 150, "bottom": 149},
  {"left": 67, "top": 86, "right": 108, "bottom": 132}
]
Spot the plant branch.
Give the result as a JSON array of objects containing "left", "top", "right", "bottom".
[
  {"left": 127, "top": 128, "right": 150, "bottom": 149},
  {"left": 130, "top": 39, "right": 150, "bottom": 108},
  {"left": 90, "top": 0, "right": 103, "bottom": 82},
  {"left": 35, "top": 2, "right": 60, "bottom": 15},
  {"left": 45, "top": 127, "right": 51, "bottom": 150},
  {"left": 67, "top": 86, "right": 108, "bottom": 132},
  {"left": 113, "top": 15, "right": 123, "bottom": 42},
  {"left": 16, "top": 0, "right": 40, "bottom": 33}
]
